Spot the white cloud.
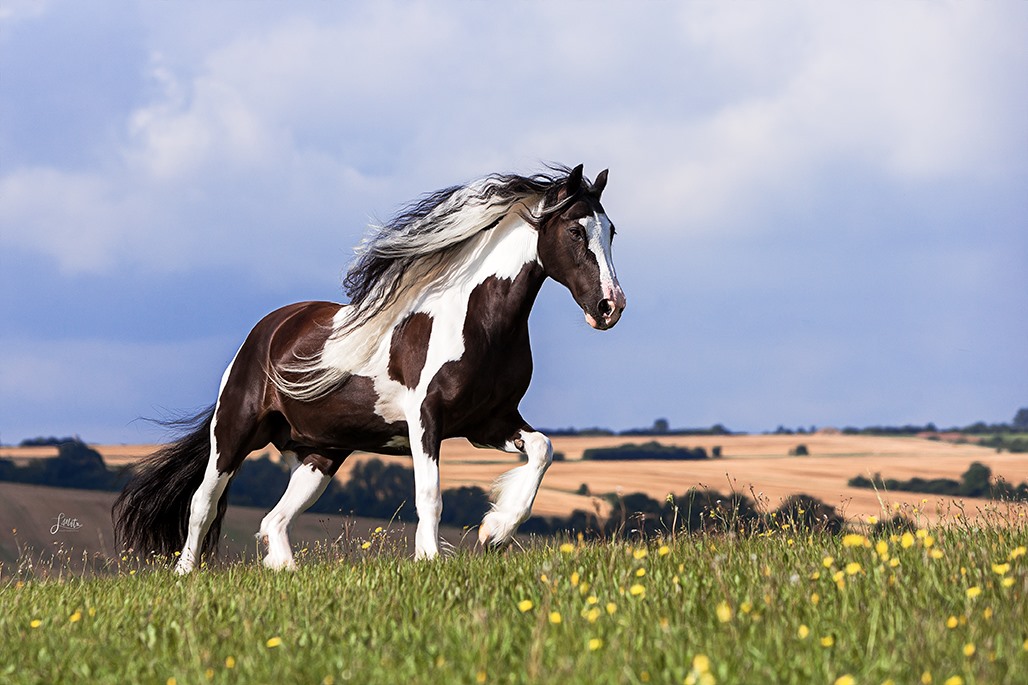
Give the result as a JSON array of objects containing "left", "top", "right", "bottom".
[{"left": 2, "top": 1, "right": 1025, "bottom": 268}]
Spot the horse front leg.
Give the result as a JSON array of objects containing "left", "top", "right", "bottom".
[
  {"left": 407, "top": 409, "right": 443, "bottom": 560},
  {"left": 479, "top": 427, "right": 554, "bottom": 548}
]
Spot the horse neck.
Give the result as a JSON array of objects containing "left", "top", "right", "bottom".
[{"left": 421, "top": 213, "right": 546, "bottom": 333}]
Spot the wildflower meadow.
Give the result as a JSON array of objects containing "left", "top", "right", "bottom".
[{"left": 2, "top": 510, "right": 1027, "bottom": 684}]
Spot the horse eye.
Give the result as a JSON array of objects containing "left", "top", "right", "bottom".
[{"left": 569, "top": 226, "right": 586, "bottom": 242}]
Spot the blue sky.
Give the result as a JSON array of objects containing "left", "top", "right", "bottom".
[{"left": 1, "top": 1, "right": 1026, "bottom": 444}]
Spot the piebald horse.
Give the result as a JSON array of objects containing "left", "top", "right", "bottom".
[{"left": 113, "top": 164, "right": 625, "bottom": 573}]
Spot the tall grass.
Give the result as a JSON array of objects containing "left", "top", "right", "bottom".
[{"left": 2, "top": 511, "right": 1027, "bottom": 684}]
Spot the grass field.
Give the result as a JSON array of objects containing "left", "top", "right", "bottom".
[{"left": 3, "top": 512, "right": 1027, "bottom": 684}]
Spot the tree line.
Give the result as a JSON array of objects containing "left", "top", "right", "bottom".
[{"left": 848, "top": 462, "right": 1028, "bottom": 502}]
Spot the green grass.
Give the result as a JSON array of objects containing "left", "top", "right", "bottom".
[{"left": 2, "top": 521, "right": 1027, "bottom": 685}]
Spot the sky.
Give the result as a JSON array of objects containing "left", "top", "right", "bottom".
[{"left": 1, "top": 0, "right": 1026, "bottom": 444}]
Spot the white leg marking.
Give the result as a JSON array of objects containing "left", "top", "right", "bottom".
[
  {"left": 259, "top": 461, "right": 331, "bottom": 571},
  {"left": 175, "top": 352, "right": 239, "bottom": 575},
  {"left": 479, "top": 431, "right": 553, "bottom": 547},
  {"left": 408, "top": 418, "right": 442, "bottom": 560},
  {"left": 175, "top": 453, "right": 230, "bottom": 575}
]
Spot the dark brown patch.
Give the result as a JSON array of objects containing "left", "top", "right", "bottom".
[
  {"left": 387, "top": 311, "right": 433, "bottom": 389},
  {"left": 420, "top": 262, "right": 545, "bottom": 450},
  {"left": 213, "top": 301, "right": 340, "bottom": 473}
]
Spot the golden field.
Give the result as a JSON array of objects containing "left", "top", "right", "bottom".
[{"left": 5, "top": 433, "right": 1027, "bottom": 524}]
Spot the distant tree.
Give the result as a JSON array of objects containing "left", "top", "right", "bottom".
[
  {"left": 773, "top": 494, "right": 844, "bottom": 535},
  {"left": 1014, "top": 408, "right": 1028, "bottom": 431},
  {"left": 790, "top": 444, "right": 809, "bottom": 456},
  {"left": 959, "top": 462, "right": 992, "bottom": 498},
  {"left": 652, "top": 418, "right": 670, "bottom": 434}
]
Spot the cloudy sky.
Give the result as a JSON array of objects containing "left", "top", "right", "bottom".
[{"left": 2, "top": 1, "right": 1026, "bottom": 444}]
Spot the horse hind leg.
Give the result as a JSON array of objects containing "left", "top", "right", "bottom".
[
  {"left": 259, "top": 451, "right": 343, "bottom": 570},
  {"left": 175, "top": 442, "right": 232, "bottom": 575}
]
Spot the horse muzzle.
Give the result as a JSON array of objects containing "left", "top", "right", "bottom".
[{"left": 584, "top": 287, "right": 626, "bottom": 330}]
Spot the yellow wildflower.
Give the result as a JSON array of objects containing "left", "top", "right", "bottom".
[
  {"left": 588, "top": 638, "right": 603, "bottom": 651},
  {"left": 982, "top": 607, "right": 993, "bottom": 620},
  {"left": 822, "top": 556, "right": 835, "bottom": 568},
  {"left": 943, "top": 677, "right": 964, "bottom": 685},
  {"left": 266, "top": 637, "right": 282, "bottom": 648},
  {"left": 966, "top": 586, "right": 981, "bottom": 599},
  {"left": 991, "top": 562, "right": 1010, "bottom": 575},
  {"left": 629, "top": 584, "right": 646, "bottom": 597},
  {"left": 835, "top": 676, "right": 855, "bottom": 685},
  {"left": 946, "top": 616, "right": 958, "bottom": 629},
  {"left": 585, "top": 607, "right": 601, "bottom": 623},
  {"left": 901, "top": 532, "right": 915, "bottom": 549},
  {"left": 360, "top": 541, "right": 371, "bottom": 550},
  {"left": 30, "top": 619, "right": 41, "bottom": 629},
  {"left": 842, "top": 534, "right": 867, "bottom": 548},
  {"left": 810, "top": 592, "right": 820, "bottom": 605},
  {"left": 586, "top": 595, "right": 598, "bottom": 605},
  {"left": 225, "top": 656, "right": 236, "bottom": 669},
  {"left": 921, "top": 671, "right": 933, "bottom": 684},
  {"left": 476, "top": 671, "right": 487, "bottom": 684},
  {"left": 930, "top": 550, "right": 944, "bottom": 560},
  {"left": 798, "top": 624, "right": 810, "bottom": 639},
  {"left": 517, "top": 599, "right": 534, "bottom": 613},
  {"left": 1001, "top": 577, "right": 1015, "bottom": 588},
  {"left": 715, "top": 602, "right": 732, "bottom": 623},
  {"left": 1010, "top": 545, "right": 1026, "bottom": 559},
  {"left": 876, "top": 540, "right": 889, "bottom": 556},
  {"left": 606, "top": 602, "right": 617, "bottom": 615},
  {"left": 559, "top": 542, "right": 575, "bottom": 554},
  {"left": 549, "top": 611, "right": 562, "bottom": 625},
  {"left": 820, "top": 635, "right": 834, "bottom": 647},
  {"left": 845, "top": 562, "right": 862, "bottom": 576},
  {"left": 633, "top": 548, "right": 648, "bottom": 560},
  {"left": 69, "top": 611, "right": 81, "bottom": 623},
  {"left": 636, "top": 568, "right": 646, "bottom": 577},
  {"left": 571, "top": 571, "right": 580, "bottom": 586},
  {"left": 658, "top": 545, "right": 670, "bottom": 556},
  {"left": 923, "top": 535, "right": 935, "bottom": 549},
  {"left": 963, "top": 643, "right": 975, "bottom": 657}
]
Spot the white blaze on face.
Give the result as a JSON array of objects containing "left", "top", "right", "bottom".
[{"left": 580, "top": 211, "right": 625, "bottom": 327}]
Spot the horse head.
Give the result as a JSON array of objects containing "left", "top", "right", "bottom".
[{"left": 537, "top": 164, "right": 626, "bottom": 330}]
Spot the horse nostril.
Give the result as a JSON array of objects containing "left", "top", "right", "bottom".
[{"left": 598, "top": 299, "right": 614, "bottom": 317}]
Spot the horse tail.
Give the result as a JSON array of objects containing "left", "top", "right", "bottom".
[{"left": 112, "top": 406, "right": 227, "bottom": 558}]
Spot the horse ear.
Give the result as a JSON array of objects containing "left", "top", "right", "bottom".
[
  {"left": 565, "top": 164, "right": 584, "bottom": 194},
  {"left": 591, "top": 168, "right": 608, "bottom": 198}
]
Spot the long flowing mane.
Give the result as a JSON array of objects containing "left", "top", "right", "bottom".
[
  {"left": 270, "top": 166, "right": 582, "bottom": 401},
  {"left": 344, "top": 166, "right": 576, "bottom": 328}
]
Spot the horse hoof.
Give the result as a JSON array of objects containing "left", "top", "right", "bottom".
[{"left": 262, "top": 555, "right": 297, "bottom": 571}]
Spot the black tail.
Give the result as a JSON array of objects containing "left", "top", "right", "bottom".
[{"left": 112, "top": 406, "right": 229, "bottom": 558}]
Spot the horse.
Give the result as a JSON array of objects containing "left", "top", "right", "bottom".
[{"left": 113, "top": 163, "right": 626, "bottom": 574}]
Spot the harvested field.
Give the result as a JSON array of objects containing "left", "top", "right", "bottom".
[{"left": 5, "top": 434, "right": 1026, "bottom": 524}]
